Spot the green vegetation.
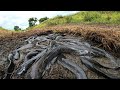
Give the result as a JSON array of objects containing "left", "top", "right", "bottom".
[
  {"left": 0, "top": 26, "right": 6, "bottom": 30},
  {"left": 1, "top": 11, "right": 120, "bottom": 31},
  {"left": 30, "top": 11, "right": 120, "bottom": 29},
  {"left": 39, "top": 17, "right": 49, "bottom": 23},
  {"left": 28, "top": 17, "right": 38, "bottom": 27},
  {"left": 14, "top": 26, "right": 21, "bottom": 31}
]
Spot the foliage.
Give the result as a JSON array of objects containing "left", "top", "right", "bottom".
[
  {"left": 28, "top": 17, "right": 38, "bottom": 27},
  {"left": 39, "top": 17, "right": 49, "bottom": 23},
  {"left": 14, "top": 26, "right": 21, "bottom": 31}
]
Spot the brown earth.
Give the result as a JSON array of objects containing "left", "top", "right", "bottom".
[{"left": 0, "top": 24, "right": 120, "bottom": 79}]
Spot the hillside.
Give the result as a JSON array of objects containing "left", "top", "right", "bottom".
[
  {"left": 0, "top": 11, "right": 120, "bottom": 79},
  {"left": 29, "top": 11, "right": 120, "bottom": 29}
]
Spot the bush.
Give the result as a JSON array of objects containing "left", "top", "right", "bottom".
[
  {"left": 14, "top": 26, "right": 21, "bottom": 31},
  {"left": 28, "top": 17, "right": 37, "bottom": 27},
  {"left": 39, "top": 17, "right": 49, "bottom": 23}
]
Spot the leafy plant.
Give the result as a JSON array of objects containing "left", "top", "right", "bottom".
[
  {"left": 39, "top": 17, "right": 49, "bottom": 23},
  {"left": 14, "top": 26, "right": 21, "bottom": 31},
  {"left": 28, "top": 17, "right": 37, "bottom": 27}
]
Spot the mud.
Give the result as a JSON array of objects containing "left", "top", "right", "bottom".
[{"left": 0, "top": 33, "right": 120, "bottom": 79}]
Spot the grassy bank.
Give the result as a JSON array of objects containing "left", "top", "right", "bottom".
[{"left": 30, "top": 11, "right": 120, "bottom": 29}]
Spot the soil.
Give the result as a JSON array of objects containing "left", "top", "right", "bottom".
[{"left": 0, "top": 32, "right": 119, "bottom": 79}]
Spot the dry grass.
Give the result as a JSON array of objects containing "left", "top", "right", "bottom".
[
  {"left": 38, "top": 24, "right": 120, "bottom": 53},
  {"left": 0, "top": 24, "right": 120, "bottom": 79},
  {"left": 0, "top": 23, "right": 120, "bottom": 57},
  {"left": 0, "top": 29, "right": 53, "bottom": 57}
]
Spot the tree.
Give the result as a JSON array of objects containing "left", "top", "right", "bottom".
[
  {"left": 39, "top": 17, "right": 49, "bottom": 23},
  {"left": 28, "top": 17, "right": 38, "bottom": 27},
  {"left": 14, "top": 26, "right": 21, "bottom": 31}
]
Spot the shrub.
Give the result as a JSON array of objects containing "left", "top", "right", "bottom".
[
  {"left": 28, "top": 17, "right": 37, "bottom": 27},
  {"left": 39, "top": 17, "right": 49, "bottom": 23},
  {"left": 14, "top": 26, "right": 21, "bottom": 31}
]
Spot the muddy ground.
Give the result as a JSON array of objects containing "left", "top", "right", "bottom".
[{"left": 0, "top": 32, "right": 120, "bottom": 79}]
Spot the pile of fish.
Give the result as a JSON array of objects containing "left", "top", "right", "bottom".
[{"left": 2, "top": 33, "right": 120, "bottom": 79}]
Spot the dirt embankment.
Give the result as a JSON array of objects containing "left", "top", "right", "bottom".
[
  {"left": 0, "top": 24, "right": 120, "bottom": 79},
  {"left": 0, "top": 33, "right": 120, "bottom": 79},
  {"left": 1, "top": 24, "right": 120, "bottom": 57}
]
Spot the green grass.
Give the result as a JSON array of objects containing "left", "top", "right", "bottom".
[
  {"left": 0, "top": 27, "right": 7, "bottom": 30},
  {"left": 27, "top": 11, "right": 120, "bottom": 30}
]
